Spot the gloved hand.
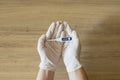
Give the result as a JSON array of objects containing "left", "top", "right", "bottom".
[
  {"left": 37, "top": 22, "right": 64, "bottom": 71},
  {"left": 62, "top": 22, "right": 82, "bottom": 72}
]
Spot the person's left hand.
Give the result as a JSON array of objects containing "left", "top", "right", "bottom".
[
  {"left": 62, "top": 22, "right": 82, "bottom": 72},
  {"left": 37, "top": 21, "right": 64, "bottom": 71}
]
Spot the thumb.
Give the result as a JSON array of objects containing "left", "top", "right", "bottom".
[
  {"left": 38, "top": 34, "right": 46, "bottom": 49},
  {"left": 71, "top": 30, "right": 79, "bottom": 40}
]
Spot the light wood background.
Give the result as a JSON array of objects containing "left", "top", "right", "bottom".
[{"left": 0, "top": 0, "right": 120, "bottom": 80}]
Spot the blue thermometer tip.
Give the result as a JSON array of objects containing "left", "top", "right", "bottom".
[{"left": 61, "top": 37, "right": 72, "bottom": 41}]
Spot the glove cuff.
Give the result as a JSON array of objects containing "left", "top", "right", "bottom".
[
  {"left": 64, "top": 58, "right": 82, "bottom": 72},
  {"left": 39, "top": 60, "right": 56, "bottom": 71}
]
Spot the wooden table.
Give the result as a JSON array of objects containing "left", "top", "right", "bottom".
[{"left": 0, "top": 0, "right": 120, "bottom": 80}]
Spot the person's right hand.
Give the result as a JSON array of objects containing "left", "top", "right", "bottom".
[
  {"left": 62, "top": 22, "right": 82, "bottom": 72},
  {"left": 37, "top": 22, "right": 64, "bottom": 71}
]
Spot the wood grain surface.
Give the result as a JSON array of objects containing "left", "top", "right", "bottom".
[{"left": 0, "top": 0, "right": 120, "bottom": 80}]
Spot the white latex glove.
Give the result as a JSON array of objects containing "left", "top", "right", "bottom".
[
  {"left": 37, "top": 22, "right": 64, "bottom": 71},
  {"left": 62, "top": 22, "right": 82, "bottom": 72}
]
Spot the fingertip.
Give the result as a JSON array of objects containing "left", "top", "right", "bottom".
[
  {"left": 39, "top": 34, "right": 46, "bottom": 41},
  {"left": 51, "top": 22, "right": 55, "bottom": 24},
  {"left": 50, "top": 22, "right": 55, "bottom": 29},
  {"left": 46, "top": 22, "right": 56, "bottom": 39},
  {"left": 56, "top": 21, "right": 59, "bottom": 23},
  {"left": 72, "top": 30, "right": 76, "bottom": 34},
  {"left": 63, "top": 21, "right": 68, "bottom": 25},
  {"left": 50, "top": 22, "right": 55, "bottom": 27},
  {"left": 41, "top": 34, "right": 46, "bottom": 38},
  {"left": 56, "top": 21, "right": 60, "bottom": 26},
  {"left": 38, "top": 34, "right": 46, "bottom": 47},
  {"left": 72, "top": 30, "right": 79, "bottom": 39},
  {"left": 56, "top": 21, "right": 63, "bottom": 27}
]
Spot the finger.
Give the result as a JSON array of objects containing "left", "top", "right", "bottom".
[
  {"left": 61, "top": 31, "right": 69, "bottom": 48},
  {"left": 71, "top": 30, "right": 79, "bottom": 39},
  {"left": 38, "top": 34, "right": 46, "bottom": 49},
  {"left": 60, "top": 31, "right": 66, "bottom": 38},
  {"left": 52, "top": 21, "right": 61, "bottom": 38},
  {"left": 46, "top": 22, "right": 55, "bottom": 39},
  {"left": 56, "top": 24, "right": 63, "bottom": 38},
  {"left": 60, "top": 31, "right": 66, "bottom": 47},
  {"left": 63, "top": 21, "right": 72, "bottom": 36}
]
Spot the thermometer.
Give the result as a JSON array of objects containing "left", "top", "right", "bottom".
[{"left": 47, "top": 37, "right": 72, "bottom": 42}]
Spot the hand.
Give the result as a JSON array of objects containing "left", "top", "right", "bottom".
[
  {"left": 37, "top": 22, "right": 64, "bottom": 71},
  {"left": 62, "top": 22, "right": 82, "bottom": 72}
]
